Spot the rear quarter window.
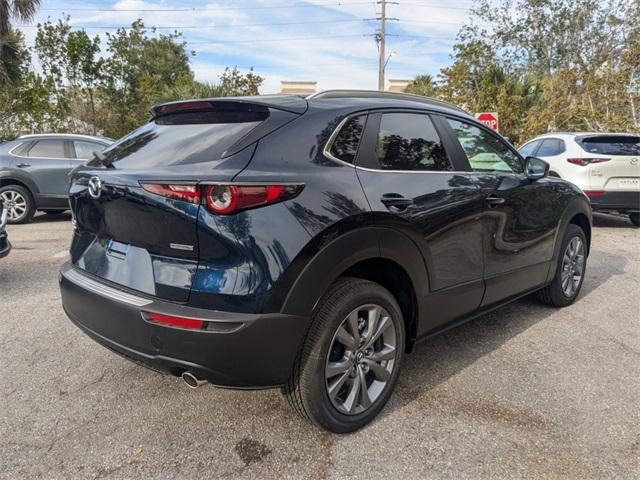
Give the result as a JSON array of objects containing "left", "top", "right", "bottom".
[
  {"left": 327, "top": 115, "right": 367, "bottom": 164},
  {"left": 578, "top": 136, "right": 640, "bottom": 156},
  {"left": 97, "top": 107, "right": 269, "bottom": 168}
]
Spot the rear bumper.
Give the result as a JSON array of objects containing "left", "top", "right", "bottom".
[
  {"left": 0, "top": 233, "right": 10, "bottom": 258},
  {"left": 59, "top": 262, "right": 309, "bottom": 389},
  {"left": 588, "top": 191, "right": 640, "bottom": 212}
]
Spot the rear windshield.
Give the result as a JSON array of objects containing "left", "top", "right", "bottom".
[
  {"left": 578, "top": 136, "right": 640, "bottom": 156},
  {"left": 93, "top": 105, "right": 269, "bottom": 168}
]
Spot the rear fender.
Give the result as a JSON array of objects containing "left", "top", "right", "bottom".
[{"left": 281, "top": 226, "right": 429, "bottom": 321}]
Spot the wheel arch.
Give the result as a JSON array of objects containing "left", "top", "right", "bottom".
[
  {"left": 546, "top": 195, "right": 593, "bottom": 283},
  {"left": 280, "top": 226, "right": 429, "bottom": 351},
  {"left": 0, "top": 172, "right": 39, "bottom": 196}
]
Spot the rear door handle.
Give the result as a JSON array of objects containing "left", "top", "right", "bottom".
[
  {"left": 485, "top": 194, "right": 505, "bottom": 207},
  {"left": 381, "top": 193, "right": 414, "bottom": 209},
  {"left": 16, "top": 163, "right": 31, "bottom": 168}
]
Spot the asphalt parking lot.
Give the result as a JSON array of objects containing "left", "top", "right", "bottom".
[{"left": 0, "top": 212, "right": 638, "bottom": 479}]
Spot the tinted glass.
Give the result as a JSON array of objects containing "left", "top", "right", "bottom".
[
  {"left": 536, "top": 138, "right": 565, "bottom": 156},
  {"left": 579, "top": 136, "right": 640, "bottom": 155},
  {"left": 329, "top": 115, "right": 366, "bottom": 164},
  {"left": 96, "top": 108, "right": 268, "bottom": 168},
  {"left": 518, "top": 140, "right": 541, "bottom": 157},
  {"left": 447, "top": 119, "right": 523, "bottom": 173},
  {"left": 376, "top": 113, "right": 451, "bottom": 171},
  {"left": 27, "top": 140, "right": 66, "bottom": 158},
  {"left": 74, "top": 141, "right": 107, "bottom": 160}
]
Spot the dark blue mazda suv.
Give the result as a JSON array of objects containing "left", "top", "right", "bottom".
[{"left": 60, "top": 91, "right": 592, "bottom": 432}]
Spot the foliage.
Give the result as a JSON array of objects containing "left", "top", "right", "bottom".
[
  {"left": 412, "top": 0, "right": 639, "bottom": 144},
  {"left": 1, "top": 16, "right": 265, "bottom": 140},
  {"left": 0, "top": 0, "right": 40, "bottom": 86},
  {"left": 405, "top": 74, "right": 438, "bottom": 98}
]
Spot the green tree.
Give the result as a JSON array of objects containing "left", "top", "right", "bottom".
[
  {"left": 0, "top": 0, "right": 40, "bottom": 86},
  {"left": 218, "top": 67, "right": 264, "bottom": 96},
  {"left": 406, "top": 74, "right": 438, "bottom": 97}
]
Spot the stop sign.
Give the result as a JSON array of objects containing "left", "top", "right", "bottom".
[{"left": 475, "top": 112, "right": 499, "bottom": 132}]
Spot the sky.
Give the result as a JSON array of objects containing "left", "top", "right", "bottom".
[{"left": 18, "top": 0, "right": 477, "bottom": 93}]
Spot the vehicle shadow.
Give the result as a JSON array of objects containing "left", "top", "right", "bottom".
[
  {"left": 31, "top": 212, "right": 72, "bottom": 223},
  {"left": 592, "top": 212, "right": 635, "bottom": 228},
  {"left": 380, "top": 247, "right": 628, "bottom": 419}
]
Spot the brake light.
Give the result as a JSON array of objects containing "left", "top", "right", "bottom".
[
  {"left": 140, "top": 182, "right": 304, "bottom": 213},
  {"left": 584, "top": 191, "right": 605, "bottom": 197},
  {"left": 147, "top": 312, "right": 204, "bottom": 330},
  {"left": 567, "top": 158, "right": 610, "bottom": 166},
  {"left": 141, "top": 183, "right": 200, "bottom": 203},
  {"left": 203, "top": 184, "right": 304, "bottom": 215},
  {"left": 156, "top": 101, "right": 214, "bottom": 115}
]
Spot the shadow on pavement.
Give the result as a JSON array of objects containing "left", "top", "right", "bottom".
[
  {"left": 384, "top": 247, "right": 628, "bottom": 416},
  {"left": 593, "top": 212, "right": 636, "bottom": 229},
  {"left": 31, "top": 212, "right": 72, "bottom": 223}
]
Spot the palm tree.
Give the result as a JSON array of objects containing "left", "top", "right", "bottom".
[{"left": 0, "top": 0, "right": 40, "bottom": 86}]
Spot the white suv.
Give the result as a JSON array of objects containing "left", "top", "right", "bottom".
[{"left": 519, "top": 133, "right": 640, "bottom": 226}]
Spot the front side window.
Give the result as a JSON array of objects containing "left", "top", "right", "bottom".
[
  {"left": 328, "top": 115, "right": 366, "bottom": 164},
  {"left": 376, "top": 113, "right": 451, "bottom": 171},
  {"left": 27, "top": 140, "right": 67, "bottom": 158},
  {"left": 74, "top": 141, "right": 107, "bottom": 160},
  {"left": 447, "top": 119, "right": 523, "bottom": 173},
  {"left": 536, "top": 138, "right": 565, "bottom": 156},
  {"left": 518, "top": 140, "right": 541, "bottom": 158}
]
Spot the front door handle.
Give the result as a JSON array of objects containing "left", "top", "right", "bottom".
[
  {"left": 15, "top": 163, "right": 31, "bottom": 168},
  {"left": 486, "top": 194, "right": 505, "bottom": 207},
  {"left": 381, "top": 193, "right": 414, "bottom": 209}
]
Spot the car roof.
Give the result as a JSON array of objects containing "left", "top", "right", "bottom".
[
  {"left": 17, "top": 133, "right": 112, "bottom": 143},
  {"left": 527, "top": 132, "right": 639, "bottom": 141},
  {"left": 307, "top": 90, "right": 471, "bottom": 117},
  {"left": 153, "top": 90, "right": 472, "bottom": 119}
]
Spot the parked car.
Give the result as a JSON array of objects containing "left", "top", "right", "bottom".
[
  {"left": 0, "top": 198, "right": 10, "bottom": 258},
  {"left": 0, "top": 134, "right": 112, "bottom": 224},
  {"left": 59, "top": 91, "right": 592, "bottom": 433},
  {"left": 518, "top": 133, "right": 640, "bottom": 226}
]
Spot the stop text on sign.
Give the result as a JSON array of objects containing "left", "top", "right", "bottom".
[{"left": 474, "top": 112, "right": 499, "bottom": 132}]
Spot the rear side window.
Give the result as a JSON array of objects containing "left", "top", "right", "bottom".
[
  {"left": 27, "top": 140, "right": 67, "bottom": 158},
  {"left": 328, "top": 115, "right": 366, "bottom": 164},
  {"left": 536, "top": 138, "right": 565, "bottom": 156},
  {"left": 447, "top": 119, "right": 523, "bottom": 173},
  {"left": 74, "top": 141, "right": 106, "bottom": 160},
  {"left": 375, "top": 113, "right": 451, "bottom": 171},
  {"left": 518, "top": 140, "right": 541, "bottom": 157},
  {"left": 96, "top": 106, "right": 269, "bottom": 168},
  {"left": 578, "top": 136, "right": 640, "bottom": 156}
]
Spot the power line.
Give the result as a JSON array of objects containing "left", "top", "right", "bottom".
[
  {"left": 19, "top": 19, "right": 376, "bottom": 30},
  {"left": 38, "top": 1, "right": 377, "bottom": 12}
]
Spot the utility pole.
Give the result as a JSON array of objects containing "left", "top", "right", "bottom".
[{"left": 377, "top": 0, "right": 386, "bottom": 91}]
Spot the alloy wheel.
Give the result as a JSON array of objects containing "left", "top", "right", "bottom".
[
  {"left": 0, "top": 190, "right": 27, "bottom": 221},
  {"left": 325, "top": 304, "right": 398, "bottom": 415},
  {"left": 561, "top": 236, "right": 585, "bottom": 297}
]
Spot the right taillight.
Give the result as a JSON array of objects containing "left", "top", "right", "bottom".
[
  {"left": 203, "top": 184, "right": 304, "bottom": 215},
  {"left": 567, "top": 157, "right": 610, "bottom": 166}
]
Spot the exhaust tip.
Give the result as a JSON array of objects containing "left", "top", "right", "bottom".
[{"left": 181, "top": 371, "right": 206, "bottom": 389}]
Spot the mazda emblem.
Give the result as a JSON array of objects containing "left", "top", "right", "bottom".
[{"left": 88, "top": 176, "right": 102, "bottom": 199}]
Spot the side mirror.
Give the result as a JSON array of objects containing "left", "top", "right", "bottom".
[{"left": 525, "top": 156, "right": 549, "bottom": 181}]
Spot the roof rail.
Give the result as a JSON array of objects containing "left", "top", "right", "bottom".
[{"left": 308, "top": 90, "right": 469, "bottom": 114}]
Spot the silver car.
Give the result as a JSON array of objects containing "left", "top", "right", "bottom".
[{"left": 0, "top": 134, "right": 111, "bottom": 223}]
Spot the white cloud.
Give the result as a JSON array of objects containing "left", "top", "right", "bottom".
[{"left": 23, "top": 0, "right": 475, "bottom": 92}]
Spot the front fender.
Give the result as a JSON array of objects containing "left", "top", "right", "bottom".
[{"left": 0, "top": 169, "right": 40, "bottom": 194}]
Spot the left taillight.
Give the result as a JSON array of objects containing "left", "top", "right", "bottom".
[
  {"left": 567, "top": 157, "right": 610, "bottom": 166},
  {"left": 140, "top": 183, "right": 200, "bottom": 203},
  {"left": 140, "top": 182, "right": 304, "bottom": 214}
]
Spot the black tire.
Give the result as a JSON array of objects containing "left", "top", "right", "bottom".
[
  {"left": 42, "top": 209, "right": 66, "bottom": 215},
  {"left": 537, "top": 224, "right": 587, "bottom": 307},
  {"left": 0, "top": 184, "right": 35, "bottom": 224},
  {"left": 283, "top": 277, "right": 405, "bottom": 433},
  {"left": 630, "top": 213, "right": 640, "bottom": 227}
]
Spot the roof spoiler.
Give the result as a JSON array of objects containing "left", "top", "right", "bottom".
[{"left": 151, "top": 94, "right": 308, "bottom": 118}]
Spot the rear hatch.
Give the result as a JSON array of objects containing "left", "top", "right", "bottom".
[
  {"left": 68, "top": 98, "right": 304, "bottom": 302},
  {"left": 576, "top": 135, "right": 640, "bottom": 191}
]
